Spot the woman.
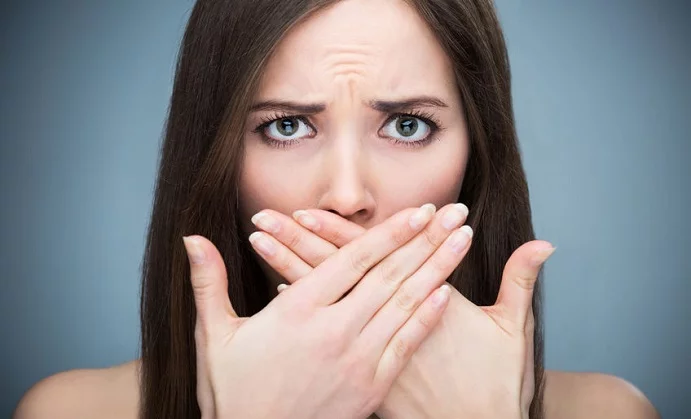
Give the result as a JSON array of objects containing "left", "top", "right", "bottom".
[{"left": 14, "top": 0, "right": 659, "bottom": 418}]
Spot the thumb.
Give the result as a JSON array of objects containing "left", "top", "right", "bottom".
[
  {"left": 182, "top": 235, "right": 239, "bottom": 337},
  {"left": 494, "top": 240, "right": 555, "bottom": 330}
]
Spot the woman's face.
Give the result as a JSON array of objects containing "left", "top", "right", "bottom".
[{"left": 239, "top": 0, "right": 469, "bottom": 283}]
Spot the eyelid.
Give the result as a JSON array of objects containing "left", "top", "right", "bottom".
[
  {"left": 252, "top": 108, "right": 442, "bottom": 130},
  {"left": 251, "top": 109, "right": 444, "bottom": 149},
  {"left": 382, "top": 110, "right": 443, "bottom": 132},
  {"left": 252, "top": 112, "right": 317, "bottom": 135}
]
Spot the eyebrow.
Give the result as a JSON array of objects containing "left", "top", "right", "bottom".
[
  {"left": 249, "top": 96, "right": 449, "bottom": 115},
  {"left": 369, "top": 96, "right": 449, "bottom": 113},
  {"left": 249, "top": 100, "right": 326, "bottom": 115}
]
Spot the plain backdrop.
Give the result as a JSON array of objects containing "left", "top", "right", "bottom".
[{"left": 1, "top": 0, "right": 689, "bottom": 417}]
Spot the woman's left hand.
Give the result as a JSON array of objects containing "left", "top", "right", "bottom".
[
  {"left": 249, "top": 208, "right": 554, "bottom": 419},
  {"left": 373, "top": 238, "right": 550, "bottom": 419}
]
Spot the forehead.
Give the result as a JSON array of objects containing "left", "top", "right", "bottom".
[{"left": 256, "top": 0, "right": 457, "bottom": 101}]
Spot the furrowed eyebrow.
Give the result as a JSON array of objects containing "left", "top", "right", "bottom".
[
  {"left": 249, "top": 100, "right": 326, "bottom": 115},
  {"left": 249, "top": 96, "right": 449, "bottom": 115},
  {"left": 368, "top": 96, "right": 449, "bottom": 113}
]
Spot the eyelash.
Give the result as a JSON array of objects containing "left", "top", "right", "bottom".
[{"left": 251, "top": 110, "right": 444, "bottom": 149}]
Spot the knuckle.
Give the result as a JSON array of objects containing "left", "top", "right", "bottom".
[
  {"left": 416, "top": 308, "right": 434, "bottom": 329},
  {"left": 274, "top": 253, "right": 293, "bottom": 273},
  {"left": 430, "top": 252, "right": 451, "bottom": 274},
  {"left": 190, "top": 275, "right": 216, "bottom": 300},
  {"left": 393, "top": 285, "right": 419, "bottom": 313},
  {"left": 286, "top": 230, "right": 303, "bottom": 250},
  {"left": 391, "top": 337, "right": 411, "bottom": 361},
  {"left": 514, "top": 275, "right": 537, "bottom": 290},
  {"left": 329, "top": 228, "right": 346, "bottom": 247},
  {"left": 311, "top": 251, "right": 330, "bottom": 267},
  {"left": 377, "top": 259, "right": 404, "bottom": 289},
  {"left": 390, "top": 225, "right": 411, "bottom": 247},
  {"left": 348, "top": 249, "right": 373, "bottom": 274},
  {"left": 420, "top": 227, "right": 441, "bottom": 249}
]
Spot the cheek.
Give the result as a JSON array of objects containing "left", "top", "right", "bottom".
[
  {"left": 238, "top": 130, "right": 469, "bottom": 229},
  {"left": 378, "top": 140, "right": 468, "bottom": 211},
  {"left": 238, "top": 147, "right": 316, "bottom": 227}
]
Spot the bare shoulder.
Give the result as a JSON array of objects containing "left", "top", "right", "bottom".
[
  {"left": 13, "top": 359, "right": 140, "bottom": 419},
  {"left": 544, "top": 369, "right": 660, "bottom": 419}
]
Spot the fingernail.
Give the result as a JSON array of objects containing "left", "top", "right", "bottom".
[
  {"left": 460, "top": 225, "right": 473, "bottom": 239},
  {"left": 448, "top": 225, "right": 473, "bottom": 253},
  {"left": 454, "top": 203, "right": 469, "bottom": 218},
  {"left": 531, "top": 246, "right": 556, "bottom": 266},
  {"left": 442, "top": 203, "right": 469, "bottom": 230},
  {"left": 432, "top": 284, "right": 451, "bottom": 307},
  {"left": 293, "top": 210, "right": 320, "bottom": 230},
  {"left": 251, "top": 212, "right": 280, "bottom": 234},
  {"left": 182, "top": 236, "right": 206, "bottom": 265},
  {"left": 249, "top": 232, "right": 276, "bottom": 256},
  {"left": 409, "top": 203, "right": 436, "bottom": 229},
  {"left": 277, "top": 283, "right": 289, "bottom": 293}
]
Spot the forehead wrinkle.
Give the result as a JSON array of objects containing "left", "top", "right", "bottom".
[
  {"left": 320, "top": 47, "right": 377, "bottom": 80},
  {"left": 257, "top": 1, "right": 460, "bottom": 114},
  {"left": 330, "top": 66, "right": 367, "bottom": 80}
]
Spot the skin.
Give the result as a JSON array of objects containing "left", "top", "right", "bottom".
[
  {"left": 12, "top": 1, "right": 660, "bottom": 418},
  {"left": 184, "top": 208, "right": 466, "bottom": 418},
  {"left": 249, "top": 205, "right": 548, "bottom": 418},
  {"left": 238, "top": 0, "right": 468, "bottom": 294}
]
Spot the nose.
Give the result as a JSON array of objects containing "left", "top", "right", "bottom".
[{"left": 316, "top": 139, "right": 375, "bottom": 222}]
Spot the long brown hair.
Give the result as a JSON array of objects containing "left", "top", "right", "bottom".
[{"left": 139, "top": 0, "right": 545, "bottom": 418}]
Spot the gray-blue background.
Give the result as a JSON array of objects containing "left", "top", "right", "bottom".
[{"left": 1, "top": 1, "right": 689, "bottom": 417}]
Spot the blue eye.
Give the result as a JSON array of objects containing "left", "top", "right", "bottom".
[
  {"left": 252, "top": 110, "right": 442, "bottom": 149},
  {"left": 264, "top": 117, "right": 314, "bottom": 142},
  {"left": 381, "top": 115, "right": 432, "bottom": 143}
]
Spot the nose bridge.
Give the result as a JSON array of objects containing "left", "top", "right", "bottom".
[{"left": 318, "top": 131, "right": 372, "bottom": 218}]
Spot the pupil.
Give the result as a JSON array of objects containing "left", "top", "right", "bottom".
[
  {"left": 277, "top": 118, "right": 298, "bottom": 136},
  {"left": 396, "top": 117, "right": 418, "bottom": 137}
]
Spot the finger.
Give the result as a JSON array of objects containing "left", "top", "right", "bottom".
[
  {"left": 339, "top": 203, "right": 469, "bottom": 329},
  {"left": 373, "top": 283, "right": 451, "bottom": 388},
  {"left": 292, "top": 209, "right": 367, "bottom": 248},
  {"left": 495, "top": 240, "right": 555, "bottom": 330},
  {"left": 248, "top": 230, "right": 313, "bottom": 283},
  {"left": 182, "top": 235, "right": 240, "bottom": 338},
  {"left": 271, "top": 209, "right": 368, "bottom": 292},
  {"left": 297, "top": 203, "right": 436, "bottom": 307},
  {"left": 358, "top": 224, "right": 473, "bottom": 353},
  {"left": 251, "top": 209, "right": 339, "bottom": 268}
]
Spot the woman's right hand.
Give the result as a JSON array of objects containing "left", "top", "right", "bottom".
[{"left": 182, "top": 204, "right": 466, "bottom": 419}]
